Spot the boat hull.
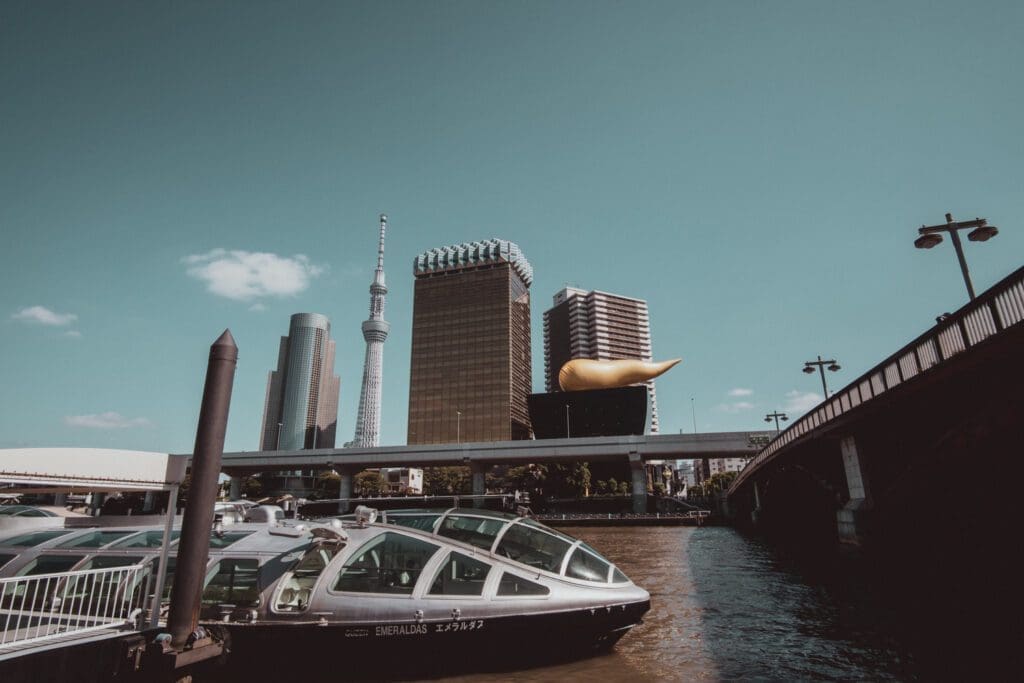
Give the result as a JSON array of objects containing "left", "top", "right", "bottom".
[{"left": 204, "top": 599, "right": 650, "bottom": 678}]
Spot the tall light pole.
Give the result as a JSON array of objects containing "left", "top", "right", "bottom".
[
  {"left": 565, "top": 404, "right": 570, "bottom": 439},
  {"left": 764, "top": 411, "right": 788, "bottom": 433},
  {"left": 276, "top": 422, "right": 283, "bottom": 451},
  {"left": 456, "top": 410, "right": 462, "bottom": 444},
  {"left": 914, "top": 213, "right": 999, "bottom": 301},
  {"left": 803, "top": 355, "right": 840, "bottom": 397}
]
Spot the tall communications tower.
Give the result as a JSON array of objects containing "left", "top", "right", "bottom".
[{"left": 351, "top": 214, "right": 390, "bottom": 447}]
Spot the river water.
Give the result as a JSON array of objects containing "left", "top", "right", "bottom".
[{"left": 424, "top": 526, "right": 937, "bottom": 682}]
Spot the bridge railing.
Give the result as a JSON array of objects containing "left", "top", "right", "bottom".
[
  {"left": 0, "top": 563, "right": 148, "bottom": 652},
  {"left": 733, "top": 264, "right": 1024, "bottom": 492}
]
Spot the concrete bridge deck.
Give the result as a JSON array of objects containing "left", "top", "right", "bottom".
[{"left": 728, "top": 264, "right": 1024, "bottom": 545}]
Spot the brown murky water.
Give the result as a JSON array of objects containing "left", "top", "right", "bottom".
[{"left": 422, "top": 526, "right": 919, "bottom": 682}]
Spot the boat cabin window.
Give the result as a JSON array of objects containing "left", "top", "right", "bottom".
[
  {"left": 110, "top": 530, "right": 181, "bottom": 549},
  {"left": 81, "top": 555, "right": 143, "bottom": 570},
  {"left": 62, "top": 556, "right": 145, "bottom": 611},
  {"left": 3, "top": 529, "right": 75, "bottom": 547},
  {"left": 428, "top": 552, "right": 492, "bottom": 597},
  {"left": 274, "top": 544, "right": 340, "bottom": 611},
  {"left": 17, "top": 554, "right": 85, "bottom": 576},
  {"left": 387, "top": 514, "right": 442, "bottom": 532},
  {"left": 565, "top": 547, "right": 611, "bottom": 583},
  {"left": 147, "top": 557, "right": 177, "bottom": 601},
  {"left": 209, "top": 531, "right": 254, "bottom": 549},
  {"left": 332, "top": 532, "right": 439, "bottom": 595},
  {"left": 611, "top": 567, "right": 628, "bottom": 583},
  {"left": 494, "top": 523, "right": 571, "bottom": 574},
  {"left": 57, "top": 530, "right": 136, "bottom": 548},
  {"left": 437, "top": 515, "right": 506, "bottom": 551},
  {"left": 497, "top": 573, "right": 550, "bottom": 597},
  {"left": 0, "top": 553, "right": 15, "bottom": 570},
  {"left": 202, "top": 558, "right": 260, "bottom": 609}
]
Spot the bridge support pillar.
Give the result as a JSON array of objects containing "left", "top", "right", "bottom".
[
  {"left": 837, "top": 435, "right": 871, "bottom": 544},
  {"left": 470, "top": 462, "right": 486, "bottom": 508},
  {"left": 628, "top": 451, "right": 647, "bottom": 514},
  {"left": 228, "top": 476, "right": 242, "bottom": 500},
  {"left": 337, "top": 466, "right": 355, "bottom": 513}
]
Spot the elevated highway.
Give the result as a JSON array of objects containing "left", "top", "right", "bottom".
[{"left": 203, "top": 431, "right": 771, "bottom": 513}]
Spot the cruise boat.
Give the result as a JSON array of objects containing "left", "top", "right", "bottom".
[{"left": 0, "top": 506, "right": 650, "bottom": 674}]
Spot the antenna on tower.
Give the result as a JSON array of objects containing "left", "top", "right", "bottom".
[{"left": 377, "top": 214, "right": 387, "bottom": 271}]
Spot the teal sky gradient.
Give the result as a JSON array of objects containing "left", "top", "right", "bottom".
[{"left": 2, "top": 1, "right": 1022, "bottom": 453}]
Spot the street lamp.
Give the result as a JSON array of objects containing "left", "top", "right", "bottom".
[
  {"left": 914, "top": 213, "right": 999, "bottom": 301},
  {"left": 764, "top": 411, "right": 788, "bottom": 433},
  {"left": 276, "top": 422, "right": 283, "bottom": 451},
  {"left": 456, "top": 411, "right": 462, "bottom": 444},
  {"left": 803, "top": 355, "right": 840, "bottom": 397}
]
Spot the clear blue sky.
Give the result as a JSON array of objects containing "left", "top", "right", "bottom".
[{"left": 2, "top": 1, "right": 1022, "bottom": 454}]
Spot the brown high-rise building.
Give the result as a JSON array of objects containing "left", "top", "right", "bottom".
[{"left": 407, "top": 239, "right": 533, "bottom": 444}]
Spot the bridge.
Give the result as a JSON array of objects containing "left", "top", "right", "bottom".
[
  {"left": 728, "top": 265, "right": 1024, "bottom": 548},
  {"left": 210, "top": 431, "right": 771, "bottom": 513}
]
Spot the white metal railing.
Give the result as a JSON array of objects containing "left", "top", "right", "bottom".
[
  {"left": 0, "top": 563, "right": 149, "bottom": 651},
  {"left": 731, "top": 265, "right": 1024, "bottom": 494}
]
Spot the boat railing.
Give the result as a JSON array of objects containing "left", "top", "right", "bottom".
[{"left": 0, "top": 563, "right": 149, "bottom": 651}]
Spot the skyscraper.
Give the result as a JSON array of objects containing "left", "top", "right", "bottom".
[
  {"left": 259, "top": 313, "right": 340, "bottom": 451},
  {"left": 543, "top": 287, "right": 662, "bottom": 433},
  {"left": 407, "top": 239, "right": 533, "bottom": 444},
  {"left": 350, "top": 214, "right": 390, "bottom": 448}
]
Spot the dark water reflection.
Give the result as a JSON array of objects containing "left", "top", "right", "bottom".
[{"left": 428, "top": 526, "right": 925, "bottom": 682}]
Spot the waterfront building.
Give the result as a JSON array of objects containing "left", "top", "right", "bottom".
[
  {"left": 258, "top": 313, "right": 340, "bottom": 496},
  {"left": 380, "top": 467, "right": 424, "bottom": 495},
  {"left": 708, "top": 457, "right": 748, "bottom": 476},
  {"left": 407, "top": 239, "right": 533, "bottom": 444},
  {"left": 349, "top": 214, "right": 390, "bottom": 448},
  {"left": 543, "top": 287, "right": 662, "bottom": 433}
]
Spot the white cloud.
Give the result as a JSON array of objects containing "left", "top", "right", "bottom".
[
  {"left": 783, "top": 390, "right": 822, "bottom": 415},
  {"left": 64, "top": 412, "right": 152, "bottom": 430},
  {"left": 12, "top": 306, "right": 78, "bottom": 326},
  {"left": 716, "top": 401, "right": 755, "bottom": 413},
  {"left": 183, "top": 249, "right": 324, "bottom": 302},
  {"left": 248, "top": 302, "right": 267, "bottom": 312},
  {"left": 63, "top": 330, "right": 82, "bottom": 338},
  {"left": 728, "top": 388, "right": 753, "bottom": 397}
]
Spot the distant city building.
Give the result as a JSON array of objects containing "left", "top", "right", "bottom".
[
  {"left": 674, "top": 460, "right": 696, "bottom": 495},
  {"left": 692, "top": 457, "right": 748, "bottom": 498},
  {"left": 258, "top": 313, "right": 340, "bottom": 496},
  {"left": 349, "top": 214, "right": 390, "bottom": 448},
  {"left": 381, "top": 467, "right": 423, "bottom": 495},
  {"left": 543, "top": 287, "right": 662, "bottom": 433},
  {"left": 407, "top": 239, "right": 533, "bottom": 444}
]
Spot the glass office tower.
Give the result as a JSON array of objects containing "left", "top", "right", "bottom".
[
  {"left": 407, "top": 239, "right": 533, "bottom": 444},
  {"left": 260, "top": 313, "right": 340, "bottom": 452}
]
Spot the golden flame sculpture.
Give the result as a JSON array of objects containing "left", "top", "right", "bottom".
[{"left": 558, "top": 358, "right": 682, "bottom": 392}]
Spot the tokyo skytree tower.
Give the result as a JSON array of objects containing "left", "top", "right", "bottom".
[{"left": 351, "top": 214, "right": 390, "bottom": 447}]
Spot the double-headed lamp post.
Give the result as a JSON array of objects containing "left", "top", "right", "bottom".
[
  {"left": 914, "top": 213, "right": 999, "bottom": 301},
  {"left": 803, "top": 355, "right": 840, "bottom": 397},
  {"left": 764, "top": 411, "right": 788, "bottom": 433}
]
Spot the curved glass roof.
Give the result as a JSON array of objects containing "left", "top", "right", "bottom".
[{"left": 383, "top": 508, "right": 627, "bottom": 584}]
